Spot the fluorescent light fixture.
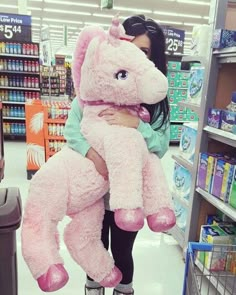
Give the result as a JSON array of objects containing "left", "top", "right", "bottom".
[
  {"left": 32, "top": 23, "right": 41, "bottom": 27},
  {"left": 0, "top": 4, "right": 17, "bottom": 8},
  {"left": 93, "top": 13, "right": 113, "bottom": 18},
  {"left": 43, "top": 18, "right": 83, "bottom": 25},
  {"left": 84, "top": 22, "right": 110, "bottom": 27},
  {"left": 203, "top": 16, "right": 209, "bottom": 20},
  {"left": 32, "top": 28, "right": 40, "bottom": 31},
  {"left": 44, "top": 0, "right": 99, "bottom": 8},
  {"left": 154, "top": 11, "right": 202, "bottom": 19},
  {"left": 185, "top": 32, "right": 193, "bottom": 35},
  {"left": 184, "top": 22, "right": 202, "bottom": 26},
  {"left": 158, "top": 20, "right": 183, "bottom": 25},
  {"left": 113, "top": 6, "right": 152, "bottom": 13},
  {"left": 32, "top": 16, "right": 41, "bottom": 20},
  {"left": 28, "top": 6, "right": 42, "bottom": 11},
  {"left": 177, "top": 0, "right": 210, "bottom": 5},
  {"left": 185, "top": 37, "right": 192, "bottom": 41},
  {"left": 44, "top": 8, "right": 91, "bottom": 16}
]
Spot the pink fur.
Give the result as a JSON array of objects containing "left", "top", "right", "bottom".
[{"left": 21, "top": 17, "right": 175, "bottom": 293}]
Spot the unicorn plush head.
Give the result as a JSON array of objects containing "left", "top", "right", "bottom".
[{"left": 72, "top": 16, "right": 168, "bottom": 106}]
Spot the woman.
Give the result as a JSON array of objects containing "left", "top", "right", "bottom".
[{"left": 64, "top": 15, "right": 171, "bottom": 295}]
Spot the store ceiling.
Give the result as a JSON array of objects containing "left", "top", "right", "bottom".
[{"left": 0, "top": 0, "right": 211, "bottom": 54}]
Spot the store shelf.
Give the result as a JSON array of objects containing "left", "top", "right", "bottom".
[
  {"left": 168, "top": 87, "right": 188, "bottom": 90},
  {"left": 0, "top": 86, "right": 40, "bottom": 91},
  {"left": 169, "top": 225, "right": 185, "bottom": 249},
  {"left": 196, "top": 187, "right": 236, "bottom": 222},
  {"left": 178, "top": 101, "right": 200, "bottom": 115},
  {"left": 0, "top": 70, "right": 40, "bottom": 75},
  {"left": 195, "top": 259, "right": 235, "bottom": 295},
  {"left": 0, "top": 53, "right": 39, "bottom": 59},
  {"left": 2, "top": 101, "right": 25, "bottom": 105},
  {"left": 181, "top": 55, "right": 206, "bottom": 65},
  {"left": 213, "top": 46, "right": 236, "bottom": 64},
  {"left": 204, "top": 126, "right": 236, "bottom": 147},
  {"left": 172, "top": 154, "right": 193, "bottom": 172},
  {"left": 4, "top": 133, "right": 26, "bottom": 137},
  {"left": 45, "top": 118, "right": 67, "bottom": 124},
  {"left": 3, "top": 116, "right": 25, "bottom": 121},
  {"left": 45, "top": 135, "right": 65, "bottom": 140}
]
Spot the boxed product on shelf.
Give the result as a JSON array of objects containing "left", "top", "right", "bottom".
[
  {"left": 197, "top": 153, "right": 218, "bottom": 192},
  {"left": 170, "top": 113, "right": 187, "bottom": 122},
  {"left": 173, "top": 199, "right": 188, "bottom": 232},
  {"left": 229, "top": 169, "right": 236, "bottom": 209},
  {"left": 167, "top": 61, "right": 181, "bottom": 70},
  {"left": 199, "top": 224, "right": 235, "bottom": 271},
  {"left": 220, "top": 110, "right": 236, "bottom": 134},
  {"left": 212, "top": 29, "right": 236, "bottom": 49},
  {"left": 207, "top": 108, "right": 222, "bottom": 128},
  {"left": 179, "top": 122, "right": 198, "bottom": 163},
  {"left": 187, "top": 66, "right": 205, "bottom": 104},
  {"left": 169, "top": 105, "right": 186, "bottom": 114},
  {"left": 172, "top": 162, "right": 192, "bottom": 202}
]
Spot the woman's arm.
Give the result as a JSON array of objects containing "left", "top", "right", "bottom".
[
  {"left": 137, "top": 119, "right": 170, "bottom": 158},
  {"left": 64, "top": 99, "right": 108, "bottom": 179}
]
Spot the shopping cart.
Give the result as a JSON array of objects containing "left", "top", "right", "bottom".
[{"left": 183, "top": 242, "right": 236, "bottom": 295}]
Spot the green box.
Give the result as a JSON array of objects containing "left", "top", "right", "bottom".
[
  {"left": 169, "top": 79, "right": 180, "bottom": 88},
  {"left": 170, "top": 124, "right": 183, "bottom": 134},
  {"left": 178, "top": 79, "right": 188, "bottom": 88},
  {"left": 186, "top": 113, "right": 199, "bottom": 121},
  {"left": 170, "top": 113, "right": 187, "bottom": 122},
  {"left": 170, "top": 105, "right": 186, "bottom": 114},
  {"left": 179, "top": 71, "right": 190, "bottom": 79},
  {"left": 169, "top": 96, "right": 186, "bottom": 104},
  {"left": 167, "top": 71, "right": 180, "bottom": 80},
  {"left": 167, "top": 61, "right": 181, "bottom": 70},
  {"left": 229, "top": 169, "right": 236, "bottom": 209}
]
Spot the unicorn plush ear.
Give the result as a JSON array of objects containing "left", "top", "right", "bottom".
[{"left": 72, "top": 26, "right": 106, "bottom": 97}]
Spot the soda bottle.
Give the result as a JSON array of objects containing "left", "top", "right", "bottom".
[
  {"left": 15, "top": 60, "right": 20, "bottom": 71},
  {"left": 5, "top": 42, "right": 9, "bottom": 53},
  {"left": 24, "top": 77, "right": 28, "bottom": 88},
  {"left": 35, "top": 61, "right": 39, "bottom": 72},
  {"left": 24, "top": 60, "right": 28, "bottom": 72},
  {"left": 26, "top": 44, "right": 31, "bottom": 55},
  {"left": 35, "top": 77, "right": 39, "bottom": 88},
  {"left": 30, "top": 44, "right": 34, "bottom": 55},
  {"left": 8, "top": 59, "right": 12, "bottom": 71},
  {"left": 27, "top": 77, "right": 31, "bottom": 88},
  {"left": 17, "top": 43, "right": 21, "bottom": 54},
  {"left": 31, "top": 61, "right": 35, "bottom": 72},
  {"left": 13, "top": 43, "right": 17, "bottom": 54},
  {"left": 34, "top": 44, "right": 39, "bottom": 56},
  {"left": 9, "top": 43, "right": 14, "bottom": 54},
  {"left": 19, "top": 60, "right": 23, "bottom": 71},
  {"left": 12, "top": 60, "right": 16, "bottom": 71},
  {"left": 4, "top": 75, "right": 8, "bottom": 86},
  {"left": 2, "top": 42, "right": 5, "bottom": 53},
  {"left": 23, "top": 44, "right": 27, "bottom": 55}
]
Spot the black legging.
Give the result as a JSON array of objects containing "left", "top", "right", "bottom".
[{"left": 87, "top": 210, "right": 138, "bottom": 284}]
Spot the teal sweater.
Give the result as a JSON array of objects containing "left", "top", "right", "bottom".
[{"left": 64, "top": 99, "right": 170, "bottom": 159}]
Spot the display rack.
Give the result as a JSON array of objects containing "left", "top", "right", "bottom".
[
  {"left": 0, "top": 41, "right": 40, "bottom": 139},
  {"left": 171, "top": 1, "right": 236, "bottom": 293},
  {"left": 55, "top": 65, "right": 66, "bottom": 95},
  {"left": 40, "top": 67, "right": 60, "bottom": 97},
  {"left": 167, "top": 62, "right": 198, "bottom": 143},
  {"left": 43, "top": 101, "right": 70, "bottom": 161}
]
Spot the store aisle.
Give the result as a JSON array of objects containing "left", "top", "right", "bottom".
[{"left": 1, "top": 141, "right": 185, "bottom": 295}]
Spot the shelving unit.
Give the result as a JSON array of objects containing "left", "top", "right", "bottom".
[
  {"left": 171, "top": 1, "right": 236, "bottom": 293},
  {"left": 0, "top": 41, "right": 40, "bottom": 139}
]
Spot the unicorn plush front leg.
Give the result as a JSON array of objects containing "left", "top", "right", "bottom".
[
  {"left": 21, "top": 161, "right": 69, "bottom": 292},
  {"left": 142, "top": 153, "right": 176, "bottom": 232}
]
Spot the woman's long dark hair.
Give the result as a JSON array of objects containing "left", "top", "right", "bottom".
[{"left": 123, "top": 15, "right": 169, "bottom": 130}]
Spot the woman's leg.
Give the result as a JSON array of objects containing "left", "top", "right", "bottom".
[{"left": 109, "top": 211, "right": 138, "bottom": 294}]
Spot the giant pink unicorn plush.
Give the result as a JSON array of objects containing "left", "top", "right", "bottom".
[{"left": 21, "top": 17, "right": 175, "bottom": 293}]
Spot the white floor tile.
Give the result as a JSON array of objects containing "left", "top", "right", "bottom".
[{"left": 1, "top": 141, "right": 185, "bottom": 295}]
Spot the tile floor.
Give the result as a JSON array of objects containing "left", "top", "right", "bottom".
[{"left": 1, "top": 141, "right": 185, "bottom": 295}]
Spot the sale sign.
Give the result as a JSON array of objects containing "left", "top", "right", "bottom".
[
  {"left": 0, "top": 13, "right": 32, "bottom": 42},
  {"left": 162, "top": 27, "right": 185, "bottom": 54}
]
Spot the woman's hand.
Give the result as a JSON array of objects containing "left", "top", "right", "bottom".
[
  {"left": 99, "top": 108, "right": 140, "bottom": 128},
  {"left": 86, "top": 148, "right": 108, "bottom": 180}
]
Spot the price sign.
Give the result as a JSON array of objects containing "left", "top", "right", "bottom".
[
  {"left": 0, "top": 13, "right": 32, "bottom": 42},
  {"left": 162, "top": 27, "right": 185, "bottom": 54}
]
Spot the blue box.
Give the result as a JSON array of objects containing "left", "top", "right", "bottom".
[
  {"left": 220, "top": 110, "right": 236, "bottom": 134},
  {"left": 212, "top": 29, "right": 236, "bottom": 49},
  {"left": 188, "top": 67, "right": 205, "bottom": 104},
  {"left": 172, "top": 162, "right": 192, "bottom": 202},
  {"left": 179, "top": 123, "right": 198, "bottom": 163}
]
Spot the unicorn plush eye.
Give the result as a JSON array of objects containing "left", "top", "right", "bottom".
[{"left": 115, "top": 70, "right": 128, "bottom": 80}]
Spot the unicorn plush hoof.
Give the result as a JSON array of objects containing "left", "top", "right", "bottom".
[
  {"left": 99, "top": 266, "right": 122, "bottom": 287},
  {"left": 37, "top": 264, "right": 69, "bottom": 292},
  {"left": 147, "top": 208, "right": 176, "bottom": 232},
  {"left": 114, "top": 208, "right": 144, "bottom": 232}
]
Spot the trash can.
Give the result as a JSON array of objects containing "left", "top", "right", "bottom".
[{"left": 0, "top": 187, "right": 22, "bottom": 295}]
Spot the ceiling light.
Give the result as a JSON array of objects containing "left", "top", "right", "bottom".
[
  {"left": 154, "top": 11, "right": 202, "bottom": 19},
  {"left": 32, "top": 23, "right": 41, "bottom": 27},
  {"left": 43, "top": 18, "right": 83, "bottom": 25},
  {"left": 84, "top": 22, "right": 110, "bottom": 27},
  {"left": 184, "top": 22, "right": 202, "bottom": 26},
  {"left": 177, "top": 0, "right": 210, "bottom": 5},
  {"left": 44, "top": 8, "right": 91, "bottom": 16},
  {"left": 158, "top": 20, "right": 183, "bottom": 25},
  {"left": 32, "top": 28, "right": 40, "bottom": 31},
  {"left": 185, "top": 37, "right": 192, "bottom": 41},
  {"left": 113, "top": 6, "right": 152, "bottom": 13},
  {"left": 93, "top": 13, "right": 113, "bottom": 18},
  {"left": 28, "top": 7, "right": 42, "bottom": 11},
  {"left": 32, "top": 16, "right": 41, "bottom": 20},
  {"left": 0, "top": 4, "right": 17, "bottom": 8},
  {"left": 44, "top": 0, "right": 98, "bottom": 8}
]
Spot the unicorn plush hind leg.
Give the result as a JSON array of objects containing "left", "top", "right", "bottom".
[{"left": 142, "top": 153, "right": 176, "bottom": 232}]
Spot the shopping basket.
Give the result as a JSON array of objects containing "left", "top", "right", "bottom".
[{"left": 182, "top": 242, "right": 236, "bottom": 295}]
